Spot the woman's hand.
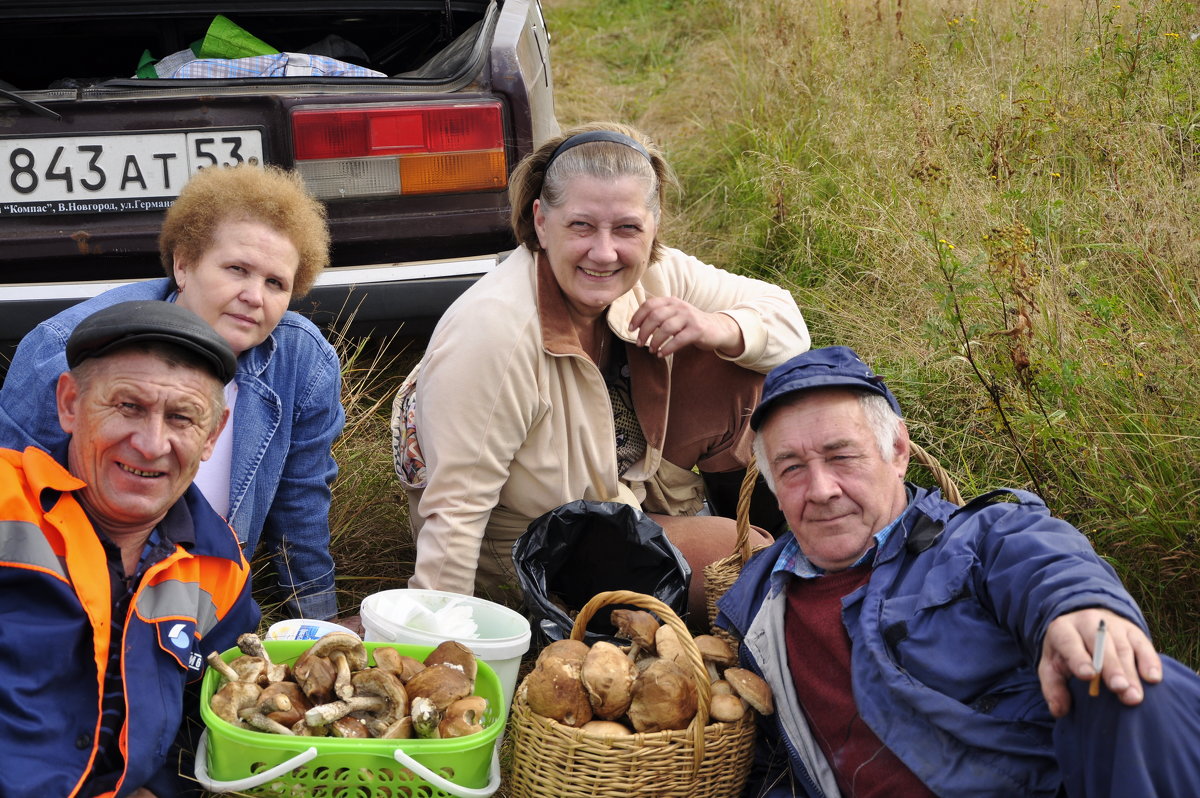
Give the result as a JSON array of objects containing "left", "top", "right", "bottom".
[{"left": 629, "top": 297, "right": 745, "bottom": 358}]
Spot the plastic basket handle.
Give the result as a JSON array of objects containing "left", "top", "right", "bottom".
[
  {"left": 391, "top": 745, "right": 502, "bottom": 798},
  {"left": 192, "top": 729, "right": 320, "bottom": 793}
]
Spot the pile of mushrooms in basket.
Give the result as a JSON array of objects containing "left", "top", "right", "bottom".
[
  {"left": 521, "top": 609, "right": 774, "bottom": 734},
  {"left": 207, "top": 632, "right": 490, "bottom": 739}
]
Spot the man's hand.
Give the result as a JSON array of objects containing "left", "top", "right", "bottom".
[
  {"left": 1037, "top": 608, "right": 1163, "bottom": 718},
  {"left": 628, "top": 297, "right": 744, "bottom": 358}
]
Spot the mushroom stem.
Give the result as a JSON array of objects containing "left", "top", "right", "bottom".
[
  {"left": 206, "top": 651, "right": 242, "bottom": 684},
  {"left": 304, "top": 696, "right": 387, "bottom": 726},
  {"left": 238, "top": 632, "right": 287, "bottom": 682},
  {"left": 332, "top": 652, "right": 354, "bottom": 700},
  {"left": 239, "top": 707, "right": 297, "bottom": 735}
]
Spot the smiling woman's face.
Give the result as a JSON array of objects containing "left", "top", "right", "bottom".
[
  {"left": 533, "top": 174, "right": 657, "bottom": 326},
  {"left": 173, "top": 218, "right": 299, "bottom": 355}
]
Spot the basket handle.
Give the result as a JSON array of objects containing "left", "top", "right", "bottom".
[
  {"left": 570, "top": 590, "right": 710, "bottom": 771},
  {"left": 909, "top": 441, "right": 963, "bottom": 506},
  {"left": 731, "top": 458, "right": 760, "bottom": 566},
  {"left": 391, "top": 745, "right": 502, "bottom": 798},
  {"left": 192, "top": 729, "right": 320, "bottom": 793}
]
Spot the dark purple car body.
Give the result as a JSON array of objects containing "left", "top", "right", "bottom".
[{"left": 0, "top": 0, "right": 558, "bottom": 342}]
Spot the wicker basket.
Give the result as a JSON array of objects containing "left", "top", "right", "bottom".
[
  {"left": 505, "top": 590, "right": 757, "bottom": 798},
  {"left": 704, "top": 441, "right": 964, "bottom": 641}
]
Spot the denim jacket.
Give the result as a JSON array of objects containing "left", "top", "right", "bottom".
[{"left": 0, "top": 279, "right": 344, "bottom": 619}]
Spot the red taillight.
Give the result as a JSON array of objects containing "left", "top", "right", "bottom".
[{"left": 291, "top": 102, "right": 507, "bottom": 199}]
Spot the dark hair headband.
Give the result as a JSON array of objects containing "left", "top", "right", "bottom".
[{"left": 545, "top": 130, "right": 652, "bottom": 169}]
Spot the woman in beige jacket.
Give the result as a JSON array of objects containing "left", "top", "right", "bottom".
[{"left": 392, "top": 123, "right": 810, "bottom": 618}]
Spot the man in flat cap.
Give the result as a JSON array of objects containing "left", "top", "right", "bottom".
[
  {"left": 0, "top": 300, "right": 260, "bottom": 798},
  {"left": 716, "top": 346, "right": 1200, "bottom": 798}
]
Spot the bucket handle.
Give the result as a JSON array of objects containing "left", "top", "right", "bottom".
[
  {"left": 391, "top": 744, "right": 502, "bottom": 798},
  {"left": 192, "top": 729, "right": 320, "bottom": 793}
]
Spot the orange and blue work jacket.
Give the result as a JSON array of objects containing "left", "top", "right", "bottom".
[{"left": 0, "top": 446, "right": 260, "bottom": 797}]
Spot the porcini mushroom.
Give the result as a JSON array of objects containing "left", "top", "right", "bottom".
[
  {"left": 693, "top": 635, "right": 737, "bottom": 683},
  {"left": 724, "top": 667, "right": 775, "bottom": 716},
  {"left": 708, "top": 693, "right": 747, "bottom": 723},
  {"left": 580, "top": 641, "right": 636, "bottom": 720},
  {"left": 330, "top": 716, "right": 371, "bottom": 738},
  {"left": 423, "top": 640, "right": 478, "bottom": 684},
  {"left": 379, "top": 716, "right": 415, "bottom": 739},
  {"left": 349, "top": 668, "right": 408, "bottom": 726},
  {"left": 228, "top": 654, "right": 268, "bottom": 685},
  {"left": 237, "top": 632, "right": 287, "bottom": 682},
  {"left": 580, "top": 719, "right": 633, "bottom": 738},
  {"left": 258, "top": 681, "right": 312, "bottom": 727},
  {"left": 404, "top": 663, "right": 473, "bottom": 712},
  {"left": 211, "top": 680, "right": 262, "bottom": 727},
  {"left": 438, "top": 696, "right": 488, "bottom": 739},
  {"left": 653, "top": 625, "right": 688, "bottom": 669},
  {"left": 206, "top": 651, "right": 242, "bottom": 684},
  {"left": 610, "top": 609, "right": 659, "bottom": 661},
  {"left": 238, "top": 705, "right": 296, "bottom": 735},
  {"left": 373, "top": 647, "right": 425, "bottom": 683},
  {"left": 627, "top": 659, "right": 698, "bottom": 733},
  {"left": 308, "top": 633, "right": 368, "bottom": 701},
  {"left": 535, "top": 639, "right": 590, "bottom": 667},
  {"left": 523, "top": 653, "right": 592, "bottom": 728},
  {"left": 292, "top": 647, "right": 338, "bottom": 705},
  {"left": 411, "top": 695, "right": 443, "bottom": 738},
  {"left": 304, "top": 694, "right": 388, "bottom": 727}
]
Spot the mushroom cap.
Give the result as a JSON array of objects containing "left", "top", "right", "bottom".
[
  {"left": 535, "top": 639, "right": 590, "bottom": 667},
  {"left": 373, "top": 647, "right": 426, "bottom": 683},
  {"left": 292, "top": 648, "right": 338, "bottom": 704},
  {"left": 724, "top": 667, "right": 775, "bottom": 715},
  {"left": 580, "top": 719, "right": 634, "bottom": 738},
  {"left": 438, "top": 695, "right": 488, "bottom": 738},
  {"left": 708, "top": 693, "right": 747, "bottom": 723},
  {"left": 211, "top": 681, "right": 262, "bottom": 726},
  {"left": 330, "top": 716, "right": 371, "bottom": 738},
  {"left": 523, "top": 655, "right": 593, "bottom": 728},
  {"left": 381, "top": 716, "right": 415, "bottom": 739},
  {"left": 228, "top": 654, "right": 268, "bottom": 685},
  {"left": 423, "top": 640, "right": 478, "bottom": 684},
  {"left": 405, "top": 663, "right": 474, "bottom": 712},
  {"left": 693, "top": 635, "right": 737, "bottom": 669},
  {"left": 610, "top": 609, "right": 659, "bottom": 653},
  {"left": 309, "top": 632, "right": 369, "bottom": 671},
  {"left": 580, "top": 641, "right": 636, "bottom": 720},
  {"left": 350, "top": 668, "right": 408, "bottom": 723},
  {"left": 627, "top": 659, "right": 698, "bottom": 733},
  {"left": 259, "top": 681, "right": 310, "bottom": 727},
  {"left": 710, "top": 679, "right": 733, "bottom": 695},
  {"left": 652, "top": 625, "right": 688, "bottom": 668}
]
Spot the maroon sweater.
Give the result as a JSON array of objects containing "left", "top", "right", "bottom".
[{"left": 784, "top": 566, "right": 936, "bottom": 797}]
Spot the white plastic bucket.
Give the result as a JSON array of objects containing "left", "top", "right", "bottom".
[{"left": 360, "top": 588, "right": 531, "bottom": 712}]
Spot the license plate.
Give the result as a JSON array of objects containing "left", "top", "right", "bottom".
[{"left": 0, "top": 129, "right": 264, "bottom": 216}]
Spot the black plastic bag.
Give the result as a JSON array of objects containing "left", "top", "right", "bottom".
[{"left": 512, "top": 500, "right": 691, "bottom": 646}]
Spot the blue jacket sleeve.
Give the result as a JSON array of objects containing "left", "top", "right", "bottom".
[
  {"left": 970, "top": 495, "right": 1148, "bottom": 664},
  {"left": 260, "top": 341, "right": 344, "bottom": 620},
  {"left": 0, "top": 317, "right": 73, "bottom": 452}
]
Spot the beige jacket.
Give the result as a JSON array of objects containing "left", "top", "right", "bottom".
[{"left": 392, "top": 245, "right": 809, "bottom": 595}]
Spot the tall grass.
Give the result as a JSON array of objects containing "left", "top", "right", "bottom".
[{"left": 545, "top": 0, "right": 1200, "bottom": 664}]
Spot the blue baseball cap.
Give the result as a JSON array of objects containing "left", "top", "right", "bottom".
[{"left": 750, "top": 346, "right": 902, "bottom": 429}]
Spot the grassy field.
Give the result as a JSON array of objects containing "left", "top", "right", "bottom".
[{"left": 318, "top": 0, "right": 1199, "bottom": 668}]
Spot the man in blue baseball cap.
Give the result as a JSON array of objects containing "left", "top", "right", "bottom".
[{"left": 716, "top": 345, "right": 1200, "bottom": 798}]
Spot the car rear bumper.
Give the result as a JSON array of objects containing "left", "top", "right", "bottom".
[{"left": 0, "top": 253, "right": 499, "bottom": 343}]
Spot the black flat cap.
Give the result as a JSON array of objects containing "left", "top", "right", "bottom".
[{"left": 66, "top": 300, "right": 237, "bottom": 384}]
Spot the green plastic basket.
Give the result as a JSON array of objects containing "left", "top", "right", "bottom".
[{"left": 196, "top": 640, "right": 504, "bottom": 797}]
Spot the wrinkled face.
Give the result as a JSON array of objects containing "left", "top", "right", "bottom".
[
  {"left": 174, "top": 218, "right": 299, "bottom": 355},
  {"left": 57, "top": 350, "right": 227, "bottom": 538},
  {"left": 533, "top": 174, "right": 656, "bottom": 324},
  {"left": 759, "top": 390, "right": 910, "bottom": 571}
]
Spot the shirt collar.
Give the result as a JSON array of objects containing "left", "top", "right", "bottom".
[{"left": 769, "top": 488, "right": 913, "bottom": 587}]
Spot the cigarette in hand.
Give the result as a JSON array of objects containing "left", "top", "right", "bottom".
[{"left": 1089, "top": 619, "right": 1107, "bottom": 697}]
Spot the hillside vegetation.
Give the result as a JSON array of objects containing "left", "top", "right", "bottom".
[{"left": 542, "top": 0, "right": 1200, "bottom": 664}]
